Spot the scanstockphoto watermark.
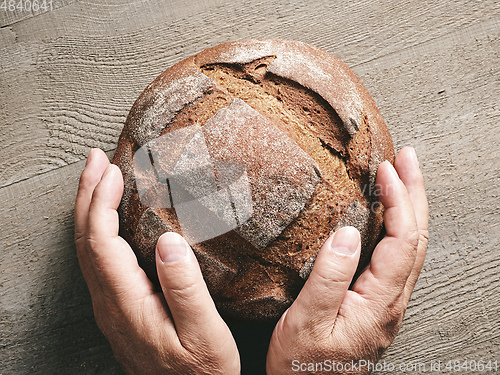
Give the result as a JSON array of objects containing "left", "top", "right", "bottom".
[
  {"left": 291, "top": 360, "right": 431, "bottom": 373},
  {"left": 291, "top": 359, "right": 498, "bottom": 373}
]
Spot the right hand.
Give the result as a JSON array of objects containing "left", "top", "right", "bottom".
[{"left": 74, "top": 148, "right": 241, "bottom": 374}]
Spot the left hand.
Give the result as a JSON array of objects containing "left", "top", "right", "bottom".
[
  {"left": 74, "top": 148, "right": 240, "bottom": 374},
  {"left": 266, "top": 147, "right": 429, "bottom": 374}
]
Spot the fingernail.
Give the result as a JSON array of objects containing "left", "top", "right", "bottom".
[
  {"left": 102, "top": 164, "right": 114, "bottom": 178},
  {"left": 409, "top": 147, "right": 419, "bottom": 168},
  {"left": 384, "top": 160, "right": 399, "bottom": 179},
  {"left": 330, "top": 226, "right": 360, "bottom": 255},
  {"left": 158, "top": 233, "right": 188, "bottom": 263},
  {"left": 85, "top": 149, "right": 95, "bottom": 166}
]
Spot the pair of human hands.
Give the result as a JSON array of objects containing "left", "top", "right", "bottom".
[{"left": 74, "top": 147, "right": 428, "bottom": 374}]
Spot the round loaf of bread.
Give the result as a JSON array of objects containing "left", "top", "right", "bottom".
[{"left": 112, "top": 39, "right": 394, "bottom": 320}]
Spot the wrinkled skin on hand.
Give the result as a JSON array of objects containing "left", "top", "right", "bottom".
[
  {"left": 74, "top": 146, "right": 427, "bottom": 374},
  {"left": 266, "top": 147, "right": 428, "bottom": 375},
  {"left": 74, "top": 149, "right": 240, "bottom": 374}
]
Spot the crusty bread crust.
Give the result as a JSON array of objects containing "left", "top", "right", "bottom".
[{"left": 112, "top": 39, "right": 394, "bottom": 320}]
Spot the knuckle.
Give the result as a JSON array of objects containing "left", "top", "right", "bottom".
[
  {"left": 309, "top": 258, "right": 354, "bottom": 290},
  {"left": 311, "top": 268, "right": 348, "bottom": 289},
  {"left": 85, "top": 235, "right": 98, "bottom": 254},
  {"left": 406, "top": 229, "right": 420, "bottom": 250},
  {"left": 164, "top": 281, "right": 200, "bottom": 306},
  {"left": 74, "top": 230, "right": 85, "bottom": 245},
  {"left": 418, "top": 229, "right": 429, "bottom": 249},
  {"left": 397, "top": 230, "right": 420, "bottom": 262},
  {"left": 85, "top": 235, "right": 112, "bottom": 259}
]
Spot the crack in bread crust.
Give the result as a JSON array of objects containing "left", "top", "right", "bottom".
[{"left": 199, "top": 62, "right": 368, "bottom": 259}]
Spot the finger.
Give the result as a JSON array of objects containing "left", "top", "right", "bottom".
[
  {"left": 87, "top": 164, "right": 123, "bottom": 239},
  {"left": 156, "top": 232, "right": 235, "bottom": 351},
  {"left": 74, "top": 149, "right": 110, "bottom": 293},
  {"left": 353, "top": 161, "right": 419, "bottom": 300},
  {"left": 87, "top": 164, "right": 152, "bottom": 300},
  {"left": 394, "top": 147, "right": 429, "bottom": 302},
  {"left": 394, "top": 147, "right": 428, "bottom": 233},
  {"left": 74, "top": 148, "right": 110, "bottom": 243},
  {"left": 377, "top": 161, "right": 419, "bottom": 242},
  {"left": 283, "top": 227, "right": 361, "bottom": 335}
]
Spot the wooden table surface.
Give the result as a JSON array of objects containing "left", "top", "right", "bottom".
[{"left": 1, "top": 1, "right": 499, "bottom": 374}]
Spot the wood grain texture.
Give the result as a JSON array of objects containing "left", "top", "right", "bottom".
[
  {"left": 362, "top": 17, "right": 500, "bottom": 372},
  {"left": 0, "top": 0, "right": 498, "bottom": 187},
  {"left": 0, "top": 155, "right": 123, "bottom": 374},
  {"left": 0, "top": 0, "right": 499, "bottom": 373},
  {"left": 0, "top": 0, "right": 76, "bottom": 28}
]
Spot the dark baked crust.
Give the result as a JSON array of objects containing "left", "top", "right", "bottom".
[{"left": 112, "top": 39, "right": 394, "bottom": 320}]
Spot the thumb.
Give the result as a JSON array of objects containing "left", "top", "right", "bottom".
[
  {"left": 155, "top": 232, "right": 230, "bottom": 350},
  {"left": 285, "top": 226, "right": 361, "bottom": 334}
]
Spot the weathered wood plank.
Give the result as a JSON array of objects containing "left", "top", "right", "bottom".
[
  {"left": 0, "top": 0, "right": 499, "bottom": 187},
  {"left": 0, "top": 0, "right": 499, "bottom": 374},
  {"left": 0, "top": 0, "right": 77, "bottom": 28},
  {"left": 0, "top": 0, "right": 76, "bottom": 28},
  {"left": 0, "top": 154, "right": 125, "bottom": 374},
  {"left": 364, "top": 17, "right": 500, "bottom": 372}
]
